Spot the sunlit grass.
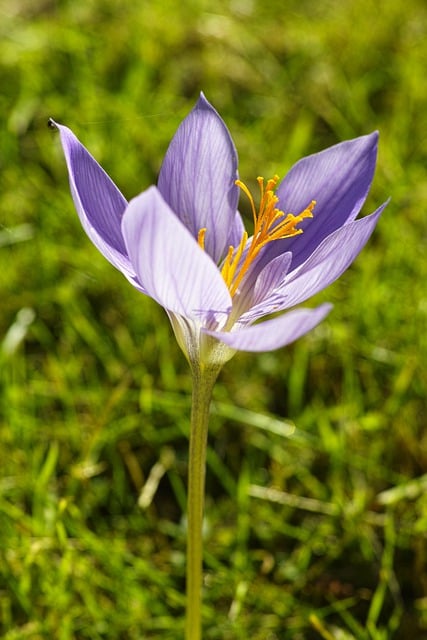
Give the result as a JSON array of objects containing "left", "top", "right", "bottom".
[{"left": 1, "top": 0, "right": 426, "bottom": 638}]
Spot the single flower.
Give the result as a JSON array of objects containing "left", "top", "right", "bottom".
[{"left": 50, "top": 94, "right": 386, "bottom": 368}]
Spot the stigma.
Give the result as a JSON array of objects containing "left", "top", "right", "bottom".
[{"left": 221, "top": 175, "right": 315, "bottom": 296}]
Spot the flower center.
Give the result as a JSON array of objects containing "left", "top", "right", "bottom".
[{"left": 198, "top": 175, "right": 315, "bottom": 297}]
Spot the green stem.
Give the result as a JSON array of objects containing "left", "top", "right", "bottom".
[{"left": 185, "top": 365, "right": 219, "bottom": 640}]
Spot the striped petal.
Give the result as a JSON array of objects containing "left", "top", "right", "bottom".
[
  {"left": 51, "top": 121, "right": 138, "bottom": 284},
  {"left": 121, "top": 187, "right": 232, "bottom": 321},
  {"left": 277, "top": 132, "right": 379, "bottom": 269},
  {"left": 274, "top": 202, "right": 387, "bottom": 309},
  {"left": 205, "top": 304, "right": 332, "bottom": 352},
  {"left": 157, "top": 93, "right": 239, "bottom": 263}
]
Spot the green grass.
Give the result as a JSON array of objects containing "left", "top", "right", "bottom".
[{"left": 1, "top": 0, "right": 426, "bottom": 638}]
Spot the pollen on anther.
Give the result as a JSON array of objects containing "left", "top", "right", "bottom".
[
  {"left": 227, "top": 176, "right": 316, "bottom": 296},
  {"left": 198, "top": 176, "right": 315, "bottom": 299},
  {"left": 197, "top": 228, "right": 207, "bottom": 250}
]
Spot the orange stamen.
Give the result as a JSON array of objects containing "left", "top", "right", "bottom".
[
  {"left": 197, "top": 227, "right": 207, "bottom": 250},
  {"left": 198, "top": 176, "right": 315, "bottom": 298},
  {"left": 223, "top": 176, "right": 315, "bottom": 296}
]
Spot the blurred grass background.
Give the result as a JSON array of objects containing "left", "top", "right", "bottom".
[{"left": 1, "top": 0, "right": 426, "bottom": 638}]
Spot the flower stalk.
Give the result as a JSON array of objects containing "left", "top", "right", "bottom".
[{"left": 185, "top": 363, "right": 221, "bottom": 640}]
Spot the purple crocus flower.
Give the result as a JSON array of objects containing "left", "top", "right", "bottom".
[{"left": 50, "top": 94, "right": 386, "bottom": 367}]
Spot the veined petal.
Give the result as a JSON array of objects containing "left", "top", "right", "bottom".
[
  {"left": 277, "top": 132, "right": 379, "bottom": 269},
  {"left": 51, "top": 120, "right": 137, "bottom": 282},
  {"left": 236, "top": 292, "right": 288, "bottom": 326},
  {"left": 232, "top": 251, "right": 293, "bottom": 322},
  {"left": 251, "top": 252, "right": 293, "bottom": 306},
  {"left": 157, "top": 93, "right": 239, "bottom": 263},
  {"left": 276, "top": 202, "right": 387, "bottom": 308},
  {"left": 204, "top": 304, "right": 332, "bottom": 352},
  {"left": 121, "top": 187, "right": 232, "bottom": 321},
  {"left": 238, "top": 200, "right": 383, "bottom": 328},
  {"left": 227, "top": 210, "right": 246, "bottom": 249}
]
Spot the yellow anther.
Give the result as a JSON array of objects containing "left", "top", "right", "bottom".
[
  {"left": 226, "top": 176, "right": 315, "bottom": 296},
  {"left": 198, "top": 176, "right": 315, "bottom": 298},
  {"left": 235, "top": 179, "right": 257, "bottom": 224},
  {"left": 197, "top": 227, "right": 207, "bottom": 250},
  {"left": 220, "top": 231, "right": 248, "bottom": 290}
]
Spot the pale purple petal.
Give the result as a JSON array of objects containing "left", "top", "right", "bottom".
[
  {"left": 251, "top": 252, "right": 293, "bottom": 306},
  {"left": 273, "top": 202, "right": 387, "bottom": 308},
  {"left": 121, "top": 187, "right": 232, "bottom": 321},
  {"left": 232, "top": 251, "right": 292, "bottom": 320},
  {"left": 235, "top": 292, "right": 288, "bottom": 325},
  {"left": 227, "top": 210, "right": 246, "bottom": 248},
  {"left": 235, "top": 199, "right": 384, "bottom": 327},
  {"left": 232, "top": 239, "right": 290, "bottom": 308},
  {"left": 51, "top": 120, "right": 140, "bottom": 285},
  {"left": 157, "top": 93, "right": 239, "bottom": 263},
  {"left": 276, "top": 132, "right": 378, "bottom": 269},
  {"left": 204, "top": 304, "right": 332, "bottom": 352}
]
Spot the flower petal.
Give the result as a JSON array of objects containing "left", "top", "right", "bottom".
[
  {"left": 239, "top": 197, "right": 383, "bottom": 325},
  {"left": 227, "top": 210, "right": 246, "bottom": 249},
  {"left": 204, "top": 304, "right": 332, "bottom": 352},
  {"left": 121, "top": 187, "right": 232, "bottom": 321},
  {"left": 274, "top": 202, "right": 387, "bottom": 308},
  {"left": 157, "top": 93, "right": 239, "bottom": 263},
  {"left": 51, "top": 120, "right": 138, "bottom": 283},
  {"left": 251, "top": 252, "right": 293, "bottom": 306},
  {"left": 276, "top": 132, "right": 379, "bottom": 269},
  {"left": 232, "top": 251, "right": 292, "bottom": 321}
]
